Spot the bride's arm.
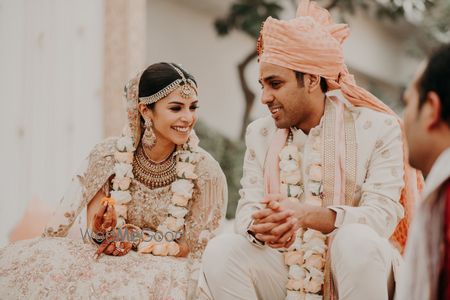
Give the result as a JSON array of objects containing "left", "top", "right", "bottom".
[{"left": 86, "top": 190, "right": 107, "bottom": 230}]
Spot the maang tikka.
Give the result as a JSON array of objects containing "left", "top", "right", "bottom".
[{"left": 142, "top": 119, "right": 156, "bottom": 149}]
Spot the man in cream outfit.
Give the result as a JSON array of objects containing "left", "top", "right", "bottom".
[{"left": 199, "top": 1, "right": 421, "bottom": 300}]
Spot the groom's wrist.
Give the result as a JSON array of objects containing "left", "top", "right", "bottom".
[{"left": 246, "top": 221, "right": 265, "bottom": 247}]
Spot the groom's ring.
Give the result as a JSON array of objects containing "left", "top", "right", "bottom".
[{"left": 115, "top": 241, "right": 124, "bottom": 252}]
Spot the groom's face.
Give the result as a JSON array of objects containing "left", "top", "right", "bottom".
[{"left": 259, "top": 62, "right": 311, "bottom": 129}]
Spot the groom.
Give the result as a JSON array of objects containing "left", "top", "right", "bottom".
[{"left": 199, "top": 1, "right": 421, "bottom": 299}]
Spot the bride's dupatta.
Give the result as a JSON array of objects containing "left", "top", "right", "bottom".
[{"left": 42, "top": 73, "right": 144, "bottom": 239}]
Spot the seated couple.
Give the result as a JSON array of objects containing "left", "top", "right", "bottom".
[{"left": 0, "top": 1, "right": 427, "bottom": 299}]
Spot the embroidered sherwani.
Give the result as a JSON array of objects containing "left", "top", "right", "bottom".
[
  {"left": 201, "top": 93, "right": 405, "bottom": 300},
  {"left": 0, "top": 137, "right": 227, "bottom": 299},
  {"left": 396, "top": 148, "right": 450, "bottom": 300},
  {"left": 236, "top": 95, "right": 404, "bottom": 242}
]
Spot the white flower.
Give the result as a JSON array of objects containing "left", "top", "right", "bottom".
[
  {"left": 307, "top": 266, "right": 325, "bottom": 284},
  {"left": 114, "top": 151, "right": 134, "bottom": 164},
  {"left": 115, "top": 204, "right": 128, "bottom": 218},
  {"left": 112, "top": 176, "right": 131, "bottom": 191},
  {"left": 304, "top": 276, "right": 324, "bottom": 293},
  {"left": 164, "top": 216, "right": 185, "bottom": 232},
  {"left": 308, "top": 181, "right": 322, "bottom": 196},
  {"left": 288, "top": 184, "right": 303, "bottom": 198},
  {"left": 286, "top": 279, "right": 304, "bottom": 291},
  {"left": 289, "top": 265, "right": 306, "bottom": 281},
  {"left": 311, "top": 138, "right": 321, "bottom": 151},
  {"left": 114, "top": 163, "right": 134, "bottom": 178},
  {"left": 116, "top": 216, "right": 126, "bottom": 227},
  {"left": 287, "top": 238, "right": 303, "bottom": 251},
  {"left": 309, "top": 151, "right": 321, "bottom": 165},
  {"left": 281, "top": 170, "right": 302, "bottom": 185},
  {"left": 284, "top": 250, "right": 304, "bottom": 266},
  {"left": 171, "top": 194, "right": 189, "bottom": 207},
  {"left": 116, "top": 136, "right": 135, "bottom": 152},
  {"left": 168, "top": 205, "right": 189, "bottom": 219},
  {"left": 177, "top": 151, "right": 199, "bottom": 164},
  {"left": 286, "top": 290, "right": 306, "bottom": 300},
  {"left": 280, "top": 145, "right": 300, "bottom": 162},
  {"left": 305, "top": 292, "right": 323, "bottom": 300},
  {"left": 309, "top": 164, "right": 322, "bottom": 182},
  {"left": 280, "top": 160, "right": 299, "bottom": 173},
  {"left": 110, "top": 190, "right": 132, "bottom": 205},
  {"left": 303, "top": 229, "right": 326, "bottom": 242},
  {"left": 188, "top": 132, "right": 200, "bottom": 149},
  {"left": 176, "top": 162, "right": 198, "bottom": 179},
  {"left": 171, "top": 179, "right": 194, "bottom": 198},
  {"left": 304, "top": 254, "right": 325, "bottom": 270},
  {"left": 302, "top": 240, "right": 327, "bottom": 256},
  {"left": 156, "top": 224, "right": 171, "bottom": 236}
]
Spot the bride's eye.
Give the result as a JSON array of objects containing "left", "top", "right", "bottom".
[
  {"left": 169, "top": 106, "right": 182, "bottom": 112},
  {"left": 190, "top": 105, "right": 199, "bottom": 111}
]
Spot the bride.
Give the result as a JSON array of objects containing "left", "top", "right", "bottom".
[{"left": 0, "top": 62, "right": 227, "bottom": 299}]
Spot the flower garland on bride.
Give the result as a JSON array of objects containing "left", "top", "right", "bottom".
[{"left": 102, "top": 128, "right": 200, "bottom": 257}]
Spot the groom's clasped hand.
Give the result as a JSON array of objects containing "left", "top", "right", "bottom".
[{"left": 250, "top": 194, "right": 302, "bottom": 249}]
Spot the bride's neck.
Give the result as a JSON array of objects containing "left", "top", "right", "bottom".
[{"left": 143, "top": 140, "right": 176, "bottom": 163}]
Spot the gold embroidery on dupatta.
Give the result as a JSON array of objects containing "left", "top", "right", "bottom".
[
  {"left": 322, "top": 100, "right": 336, "bottom": 208},
  {"left": 344, "top": 108, "right": 357, "bottom": 206}
]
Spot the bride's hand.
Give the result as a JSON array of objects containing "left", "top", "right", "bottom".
[
  {"left": 94, "top": 230, "right": 133, "bottom": 259},
  {"left": 92, "top": 201, "right": 117, "bottom": 234},
  {"left": 175, "top": 239, "right": 190, "bottom": 258}
]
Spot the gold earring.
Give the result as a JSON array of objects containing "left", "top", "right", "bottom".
[{"left": 142, "top": 119, "right": 156, "bottom": 149}]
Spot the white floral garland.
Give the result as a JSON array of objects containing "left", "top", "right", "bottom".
[
  {"left": 106, "top": 127, "right": 200, "bottom": 257},
  {"left": 279, "top": 131, "right": 327, "bottom": 300}
]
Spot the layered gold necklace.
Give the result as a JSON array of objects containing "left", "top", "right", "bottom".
[{"left": 132, "top": 145, "right": 177, "bottom": 189}]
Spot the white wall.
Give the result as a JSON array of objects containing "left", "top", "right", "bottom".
[
  {"left": 146, "top": 0, "right": 420, "bottom": 141},
  {"left": 343, "top": 11, "right": 421, "bottom": 87},
  {"left": 147, "top": 0, "right": 265, "bottom": 140},
  {"left": 0, "top": 0, "right": 104, "bottom": 246}
]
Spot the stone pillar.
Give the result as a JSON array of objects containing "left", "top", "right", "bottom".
[{"left": 103, "top": 0, "right": 147, "bottom": 137}]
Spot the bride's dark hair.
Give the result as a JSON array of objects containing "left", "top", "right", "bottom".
[{"left": 138, "top": 62, "right": 197, "bottom": 109}]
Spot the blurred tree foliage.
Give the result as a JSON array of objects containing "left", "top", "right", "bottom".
[
  {"left": 215, "top": 0, "right": 283, "bottom": 140},
  {"left": 212, "top": 0, "right": 448, "bottom": 218},
  {"left": 214, "top": 0, "right": 447, "bottom": 138}
]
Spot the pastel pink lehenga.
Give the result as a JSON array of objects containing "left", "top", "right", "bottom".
[{"left": 0, "top": 73, "right": 227, "bottom": 299}]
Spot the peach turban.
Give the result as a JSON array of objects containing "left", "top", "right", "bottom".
[{"left": 260, "top": 0, "right": 423, "bottom": 254}]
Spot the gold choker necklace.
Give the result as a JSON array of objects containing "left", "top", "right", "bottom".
[{"left": 132, "top": 146, "right": 176, "bottom": 189}]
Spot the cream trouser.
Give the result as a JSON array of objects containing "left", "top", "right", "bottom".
[{"left": 200, "top": 224, "right": 397, "bottom": 300}]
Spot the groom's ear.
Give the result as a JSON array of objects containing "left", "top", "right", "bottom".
[{"left": 303, "top": 74, "right": 321, "bottom": 93}]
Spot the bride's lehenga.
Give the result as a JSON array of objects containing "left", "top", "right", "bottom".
[
  {"left": 0, "top": 137, "right": 227, "bottom": 299},
  {"left": 0, "top": 71, "right": 227, "bottom": 299}
]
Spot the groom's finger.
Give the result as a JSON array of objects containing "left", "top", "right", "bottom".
[
  {"left": 277, "top": 223, "right": 300, "bottom": 245},
  {"left": 252, "top": 208, "right": 274, "bottom": 220},
  {"left": 270, "top": 218, "right": 297, "bottom": 236},
  {"left": 259, "top": 210, "right": 294, "bottom": 224},
  {"left": 249, "top": 222, "right": 278, "bottom": 234},
  {"left": 255, "top": 233, "right": 278, "bottom": 242}
]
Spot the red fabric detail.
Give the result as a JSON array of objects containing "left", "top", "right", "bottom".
[{"left": 440, "top": 181, "right": 450, "bottom": 299}]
